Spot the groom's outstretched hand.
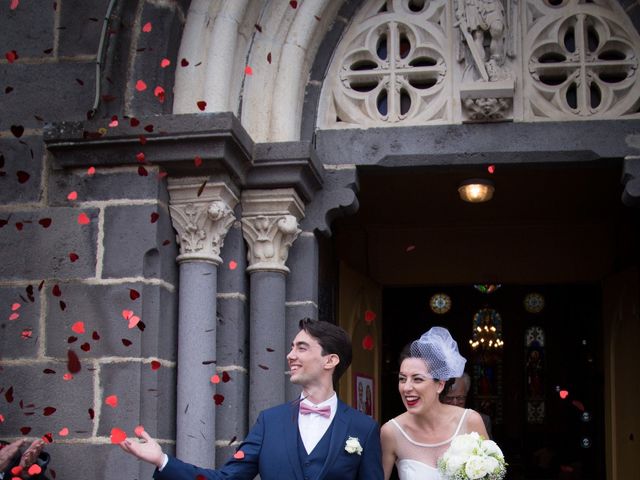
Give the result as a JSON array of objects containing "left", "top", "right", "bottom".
[{"left": 119, "top": 429, "right": 164, "bottom": 469}]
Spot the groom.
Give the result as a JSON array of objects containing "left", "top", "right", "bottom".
[{"left": 120, "top": 318, "right": 383, "bottom": 479}]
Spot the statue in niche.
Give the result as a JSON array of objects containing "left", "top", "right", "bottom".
[{"left": 455, "top": 0, "right": 512, "bottom": 82}]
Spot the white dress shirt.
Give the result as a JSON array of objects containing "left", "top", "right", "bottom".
[{"left": 298, "top": 393, "right": 337, "bottom": 454}]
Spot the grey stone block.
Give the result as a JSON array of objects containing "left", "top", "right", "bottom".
[
  {"left": 216, "top": 297, "right": 248, "bottom": 367},
  {"left": 0, "top": 0, "right": 55, "bottom": 57},
  {"left": 286, "top": 233, "right": 319, "bottom": 302},
  {"left": 97, "top": 361, "right": 176, "bottom": 439},
  {"left": 0, "top": 285, "right": 41, "bottom": 358},
  {"left": 217, "top": 221, "right": 248, "bottom": 294},
  {"left": 45, "top": 282, "right": 177, "bottom": 361},
  {"left": 48, "top": 164, "right": 170, "bottom": 205},
  {"left": 0, "top": 363, "right": 94, "bottom": 437},
  {"left": 102, "top": 204, "right": 178, "bottom": 283},
  {"left": 58, "top": 0, "right": 112, "bottom": 56},
  {"left": 0, "top": 207, "right": 98, "bottom": 280},
  {"left": 42, "top": 443, "right": 157, "bottom": 479},
  {"left": 0, "top": 62, "right": 95, "bottom": 130},
  {"left": 0, "top": 136, "right": 44, "bottom": 204},
  {"left": 129, "top": 2, "right": 184, "bottom": 116}
]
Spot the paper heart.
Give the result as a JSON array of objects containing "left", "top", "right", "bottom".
[
  {"left": 559, "top": 390, "right": 569, "bottom": 399},
  {"left": 87, "top": 166, "right": 96, "bottom": 175},
  {"left": 110, "top": 427, "right": 127, "bottom": 444},
  {"left": 16, "top": 170, "right": 30, "bottom": 183},
  {"left": 134, "top": 425, "right": 145, "bottom": 436},
  {"left": 59, "top": 427, "right": 69, "bottom": 436},
  {"left": 77, "top": 213, "right": 90, "bottom": 225},
  {"left": 28, "top": 464, "right": 42, "bottom": 476},
  {"left": 122, "top": 310, "right": 133, "bottom": 320},
  {"left": 210, "top": 374, "right": 220, "bottom": 384},
  {"left": 142, "top": 22, "right": 152, "bottom": 32},
  {"left": 160, "top": 58, "right": 170, "bottom": 68},
  {"left": 67, "top": 191, "right": 78, "bottom": 200},
  {"left": 128, "top": 315, "right": 140, "bottom": 329},
  {"left": 11, "top": 466, "right": 23, "bottom": 475},
  {"left": 69, "top": 252, "right": 79, "bottom": 262},
  {"left": 197, "top": 101, "right": 207, "bottom": 111},
  {"left": 135, "top": 80, "right": 147, "bottom": 91},
  {"left": 9, "top": 312, "right": 19, "bottom": 321},
  {"left": 233, "top": 450, "right": 245, "bottom": 460},
  {"left": 105, "top": 395, "right": 118, "bottom": 408},
  {"left": 129, "top": 289, "right": 140, "bottom": 300},
  {"left": 151, "top": 360, "right": 161, "bottom": 371},
  {"left": 71, "top": 321, "right": 85, "bottom": 334},
  {"left": 11, "top": 303, "right": 21, "bottom": 311}
]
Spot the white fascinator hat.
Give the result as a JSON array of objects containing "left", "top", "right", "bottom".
[{"left": 409, "top": 326, "right": 466, "bottom": 380}]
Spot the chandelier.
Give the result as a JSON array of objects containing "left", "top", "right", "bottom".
[{"left": 469, "top": 308, "right": 504, "bottom": 350}]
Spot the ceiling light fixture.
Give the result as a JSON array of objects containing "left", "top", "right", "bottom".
[{"left": 458, "top": 178, "right": 495, "bottom": 203}]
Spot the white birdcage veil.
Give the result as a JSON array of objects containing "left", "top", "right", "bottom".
[{"left": 409, "top": 327, "right": 466, "bottom": 380}]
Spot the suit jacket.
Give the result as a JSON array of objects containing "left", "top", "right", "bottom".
[{"left": 155, "top": 399, "right": 383, "bottom": 480}]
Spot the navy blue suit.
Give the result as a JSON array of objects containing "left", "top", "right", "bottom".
[{"left": 154, "top": 399, "right": 383, "bottom": 480}]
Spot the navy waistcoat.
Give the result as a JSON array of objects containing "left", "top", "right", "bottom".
[{"left": 297, "top": 420, "right": 335, "bottom": 480}]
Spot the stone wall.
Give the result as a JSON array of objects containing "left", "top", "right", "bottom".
[{"left": 0, "top": 0, "right": 189, "bottom": 477}]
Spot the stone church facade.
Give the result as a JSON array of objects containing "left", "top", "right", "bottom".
[{"left": 1, "top": 0, "right": 640, "bottom": 478}]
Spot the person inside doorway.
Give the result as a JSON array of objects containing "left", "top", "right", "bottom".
[
  {"left": 119, "top": 318, "right": 384, "bottom": 479},
  {"left": 441, "top": 372, "right": 492, "bottom": 438},
  {"left": 380, "top": 327, "right": 488, "bottom": 480}
]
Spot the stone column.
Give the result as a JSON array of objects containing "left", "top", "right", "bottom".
[
  {"left": 168, "top": 178, "right": 238, "bottom": 467},
  {"left": 241, "top": 189, "right": 304, "bottom": 424}
]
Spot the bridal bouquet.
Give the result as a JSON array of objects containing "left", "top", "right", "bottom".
[{"left": 437, "top": 432, "right": 506, "bottom": 480}]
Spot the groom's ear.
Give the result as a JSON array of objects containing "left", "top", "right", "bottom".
[{"left": 323, "top": 353, "right": 340, "bottom": 371}]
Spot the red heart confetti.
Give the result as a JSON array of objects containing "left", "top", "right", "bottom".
[
  {"left": 105, "top": 395, "right": 118, "bottom": 408},
  {"left": 122, "top": 338, "right": 132, "bottom": 346},
  {"left": 219, "top": 371, "right": 230, "bottom": 383},
  {"left": 258, "top": 364, "right": 269, "bottom": 370},
  {"left": 11, "top": 303, "right": 21, "bottom": 311},
  {"left": 108, "top": 116, "right": 118, "bottom": 127},
  {"left": 63, "top": 373, "right": 73, "bottom": 381},
  {"left": 160, "top": 58, "right": 170, "bottom": 68},
  {"left": 254, "top": 24, "right": 262, "bottom": 32},
  {"left": 69, "top": 252, "right": 79, "bottom": 262},
  {"left": 9, "top": 312, "right": 19, "bottom": 321},
  {"left": 364, "top": 310, "right": 376, "bottom": 325},
  {"left": 88, "top": 408, "right": 94, "bottom": 419},
  {"left": 43, "top": 369, "right": 56, "bottom": 375},
  {"left": 11, "top": 466, "right": 23, "bottom": 475},
  {"left": 362, "top": 334, "right": 374, "bottom": 350},
  {"left": 150, "top": 212, "right": 159, "bottom": 223},
  {"left": 138, "top": 166, "right": 148, "bottom": 176},
  {"left": 559, "top": 390, "right": 569, "bottom": 399},
  {"left": 134, "top": 425, "right": 145, "bottom": 436},
  {"left": 43, "top": 407, "right": 56, "bottom": 416},
  {"left": 16, "top": 170, "right": 30, "bottom": 183},
  {"left": 21, "top": 328, "right": 32, "bottom": 339},
  {"left": 28, "top": 464, "right": 42, "bottom": 476},
  {"left": 39, "top": 218, "right": 52, "bottom": 228},
  {"left": 154, "top": 85, "right": 165, "bottom": 99},
  {"left": 181, "top": 58, "right": 189, "bottom": 67},
  {"left": 71, "top": 321, "right": 85, "bottom": 334},
  {"left": 135, "top": 80, "right": 147, "bottom": 91},
  {"left": 122, "top": 309, "right": 141, "bottom": 329},
  {"left": 80, "top": 342, "right": 90, "bottom": 352},
  {"left": 20, "top": 427, "right": 31, "bottom": 435},
  {"left": 139, "top": 135, "right": 147, "bottom": 144},
  {"left": 67, "top": 191, "right": 78, "bottom": 201},
  {"left": 488, "top": 165, "right": 495, "bottom": 174},
  {"left": 67, "top": 349, "right": 81, "bottom": 373},
  {"left": 92, "top": 330, "right": 100, "bottom": 340},
  {"left": 15, "top": 222, "right": 24, "bottom": 231},
  {"left": 267, "top": 52, "right": 272, "bottom": 64},
  {"left": 210, "top": 374, "right": 220, "bottom": 384},
  {"left": 87, "top": 166, "right": 96, "bottom": 175},
  {"left": 229, "top": 260, "right": 238, "bottom": 270},
  {"left": 60, "top": 300, "right": 66, "bottom": 311},
  {"left": 233, "top": 450, "right": 245, "bottom": 460},
  {"left": 213, "top": 394, "right": 224, "bottom": 405},
  {"left": 194, "top": 156, "right": 203, "bottom": 167},
  {"left": 10, "top": 0, "right": 19, "bottom": 10},
  {"left": 67, "top": 336, "right": 78, "bottom": 343},
  {"left": 144, "top": 124, "right": 154, "bottom": 132},
  {"left": 5, "top": 50, "right": 18, "bottom": 63},
  {"left": 5, "top": 387, "right": 14, "bottom": 403},
  {"left": 58, "top": 427, "right": 69, "bottom": 436},
  {"left": 129, "top": 289, "right": 140, "bottom": 300},
  {"left": 244, "top": 65, "right": 253, "bottom": 75},
  {"left": 130, "top": 117, "right": 140, "bottom": 127},
  {"left": 52, "top": 284, "right": 62, "bottom": 297},
  {"left": 135, "top": 152, "right": 145, "bottom": 162},
  {"left": 110, "top": 427, "right": 127, "bottom": 444},
  {"left": 0, "top": 414, "right": 4, "bottom": 423},
  {"left": 77, "top": 213, "right": 90, "bottom": 225},
  {"left": 290, "top": 0, "right": 298, "bottom": 8},
  {"left": 151, "top": 360, "right": 161, "bottom": 371},
  {"left": 405, "top": 245, "right": 416, "bottom": 252},
  {"left": 197, "top": 100, "right": 207, "bottom": 111},
  {"left": 142, "top": 22, "right": 152, "bottom": 32}
]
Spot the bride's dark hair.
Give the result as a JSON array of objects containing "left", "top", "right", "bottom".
[{"left": 398, "top": 343, "right": 456, "bottom": 396}]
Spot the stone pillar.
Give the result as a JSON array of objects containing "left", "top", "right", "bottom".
[
  {"left": 241, "top": 189, "right": 304, "bottom": 423},
  {"left": 168, "top": 178, "right": 238, "bottom": 467}
]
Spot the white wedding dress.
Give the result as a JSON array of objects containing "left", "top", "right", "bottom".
[{"left": 389, "top": 409, "right": 471, "bottom": 480}]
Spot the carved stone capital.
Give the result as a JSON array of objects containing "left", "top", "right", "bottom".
[
  {"left": 168, "top": 178, "right": 239, "bottom": 265},
  {"left": 241, "top": 189, "right": 304, "bottom": 274},
  {"left": 460, "top": 80, "right": 515, "bottom": 123}
]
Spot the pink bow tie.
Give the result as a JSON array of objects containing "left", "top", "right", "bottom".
[{"left": 299, "top": 403, "right": 331, "bottom": 418}]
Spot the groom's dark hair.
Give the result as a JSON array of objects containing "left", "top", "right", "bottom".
[{"left": 299, "top": 318, "right": 352, "bottom": 386}]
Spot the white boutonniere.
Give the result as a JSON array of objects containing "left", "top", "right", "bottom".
[{"left": 344, "top": 436, "right": 363, "bottom": 455}]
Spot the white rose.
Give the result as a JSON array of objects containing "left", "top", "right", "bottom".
[
  {"left": 464, "top": 455, "right": 492, "bottom": 479},
  {"left": 444, "top": 454, "right": 467, "bottom": 476},
  {"left": 481, "top": 440, "right": 504, "bottom": 460},
  {"left": 448, "top": 433, "right": 481, "bottom": 457},
  {"left": 344, "top": 436, "right": 363, "bottom": 455}
]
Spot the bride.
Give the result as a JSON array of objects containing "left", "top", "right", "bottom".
[{"left": 381, "top": 327, "right": 488, "bottom": 480}]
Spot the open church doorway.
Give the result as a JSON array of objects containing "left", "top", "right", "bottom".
[{"left": 333, "top": 161, "right": 640, "bottom": 479}]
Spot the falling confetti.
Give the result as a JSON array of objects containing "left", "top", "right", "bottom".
[
  {"left": 43, "top": 407, "right": 56, "bottom": 416},
  {"left": 222, "top": 371, "right": 231, "bottom": 383},
  {"left": 142, "top": 22, "right": 152, "bottom": 33},
  {"left": 11, "top": 303, "right": 20, "bottom": 311},
  {"left": 129, "top": 289, "right": 140, "bottom": 300},
  {"left": 364, "top": 310, "right": 376, "bottom": 325},
  {"left": 154, "top": 86, "right": 165, "bottom": 102},
  {"left": 488, "top": 165, "right": 496, "bottom": 174},
  {"left": 67, "top": 349, "right": 81, "bottom": 373},
  {"left": 290, "top": 1, "right": 298, "bottom": 8},
  {"left": 69, "top": 252, "right": 79, "bottom": 262},
  {"left": 135, "top": 152, "right": 145, "bottom": 162},
  {"left": 10, "top": 0, "right": 20, "bottom": 10},
  {"left": 213, "top": 394, "right": 224, "bottom": 405},
  {"left": 52, "top": 285, "right": 62, "bottom": 297},
  {"left": 559, "top": 390, "right": 569, "bottom": 399},
  {"left": 180, "top": 58, "right": 189, "bottom": 67},
  {"left": 105, "top": 395, "right": 118, "bottom": 408},
  {"left": 267, "top": 52, "right": 272, "bottom": 64},
  {"left": 110, "top": 428, "right": 127, "bottom": 444},
  {"left": 150, "top": 212, "right": 159, "bottom": 223},
  {"left": 194, "top": 156, "right": 203, "bottom": 167},
  {"left": 58, "top": 427, "right": 69, "bottom": 436},
  {"left": 362, "top": 334, "right": 374, "bottom": 351},
  {"left": 150, "top": 360, "right": 161, "bottom": 371},
  {"left": 210, "top": 374, "right": 220, "bottom": 384},
  {"left": 233, "top": 450, "right": 245, "bottom": 460},
  {"left": 405, "top": 245, "right": 416, "bottom": 252},
  {"left": 135, "top": 80, "right": 147, "bottom": 92},
  {"left": 229, "top": 260, "right": 238, "bottom": 270},
  {"left": 8, "top": 312, "right": 19, "bottom": 321},
  {"left": 38, "top": 218, "right": 52, "bottom": 228},
  {"left": 71, "top": 321, "right": 85, "bottom": 334},
  {"left": 122, "top": 309, "right": 141, "bottom": 329},
  {"left": 197, "top": 100, "right": 206, "bottom": 111},
  {"left": 16, "top": 170, "right": 30, "bottom": 183},
  {"left": 87, "top": 166, "right": 96, "bottom": 175},
  {"left": 160, "top": 58, "right": 170, "bottom": 68},
  {"left": 77, "top": 213, "right": 90, "bottom": 225},
  {"left": 244, "top": 65, "right": 253, "bottom": 75},
  {"left": 67, "top": 191, "right": 78, "bottom": 201},
  {"left": 5, "top": 50, "right": 18, "bottom": 63}
]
